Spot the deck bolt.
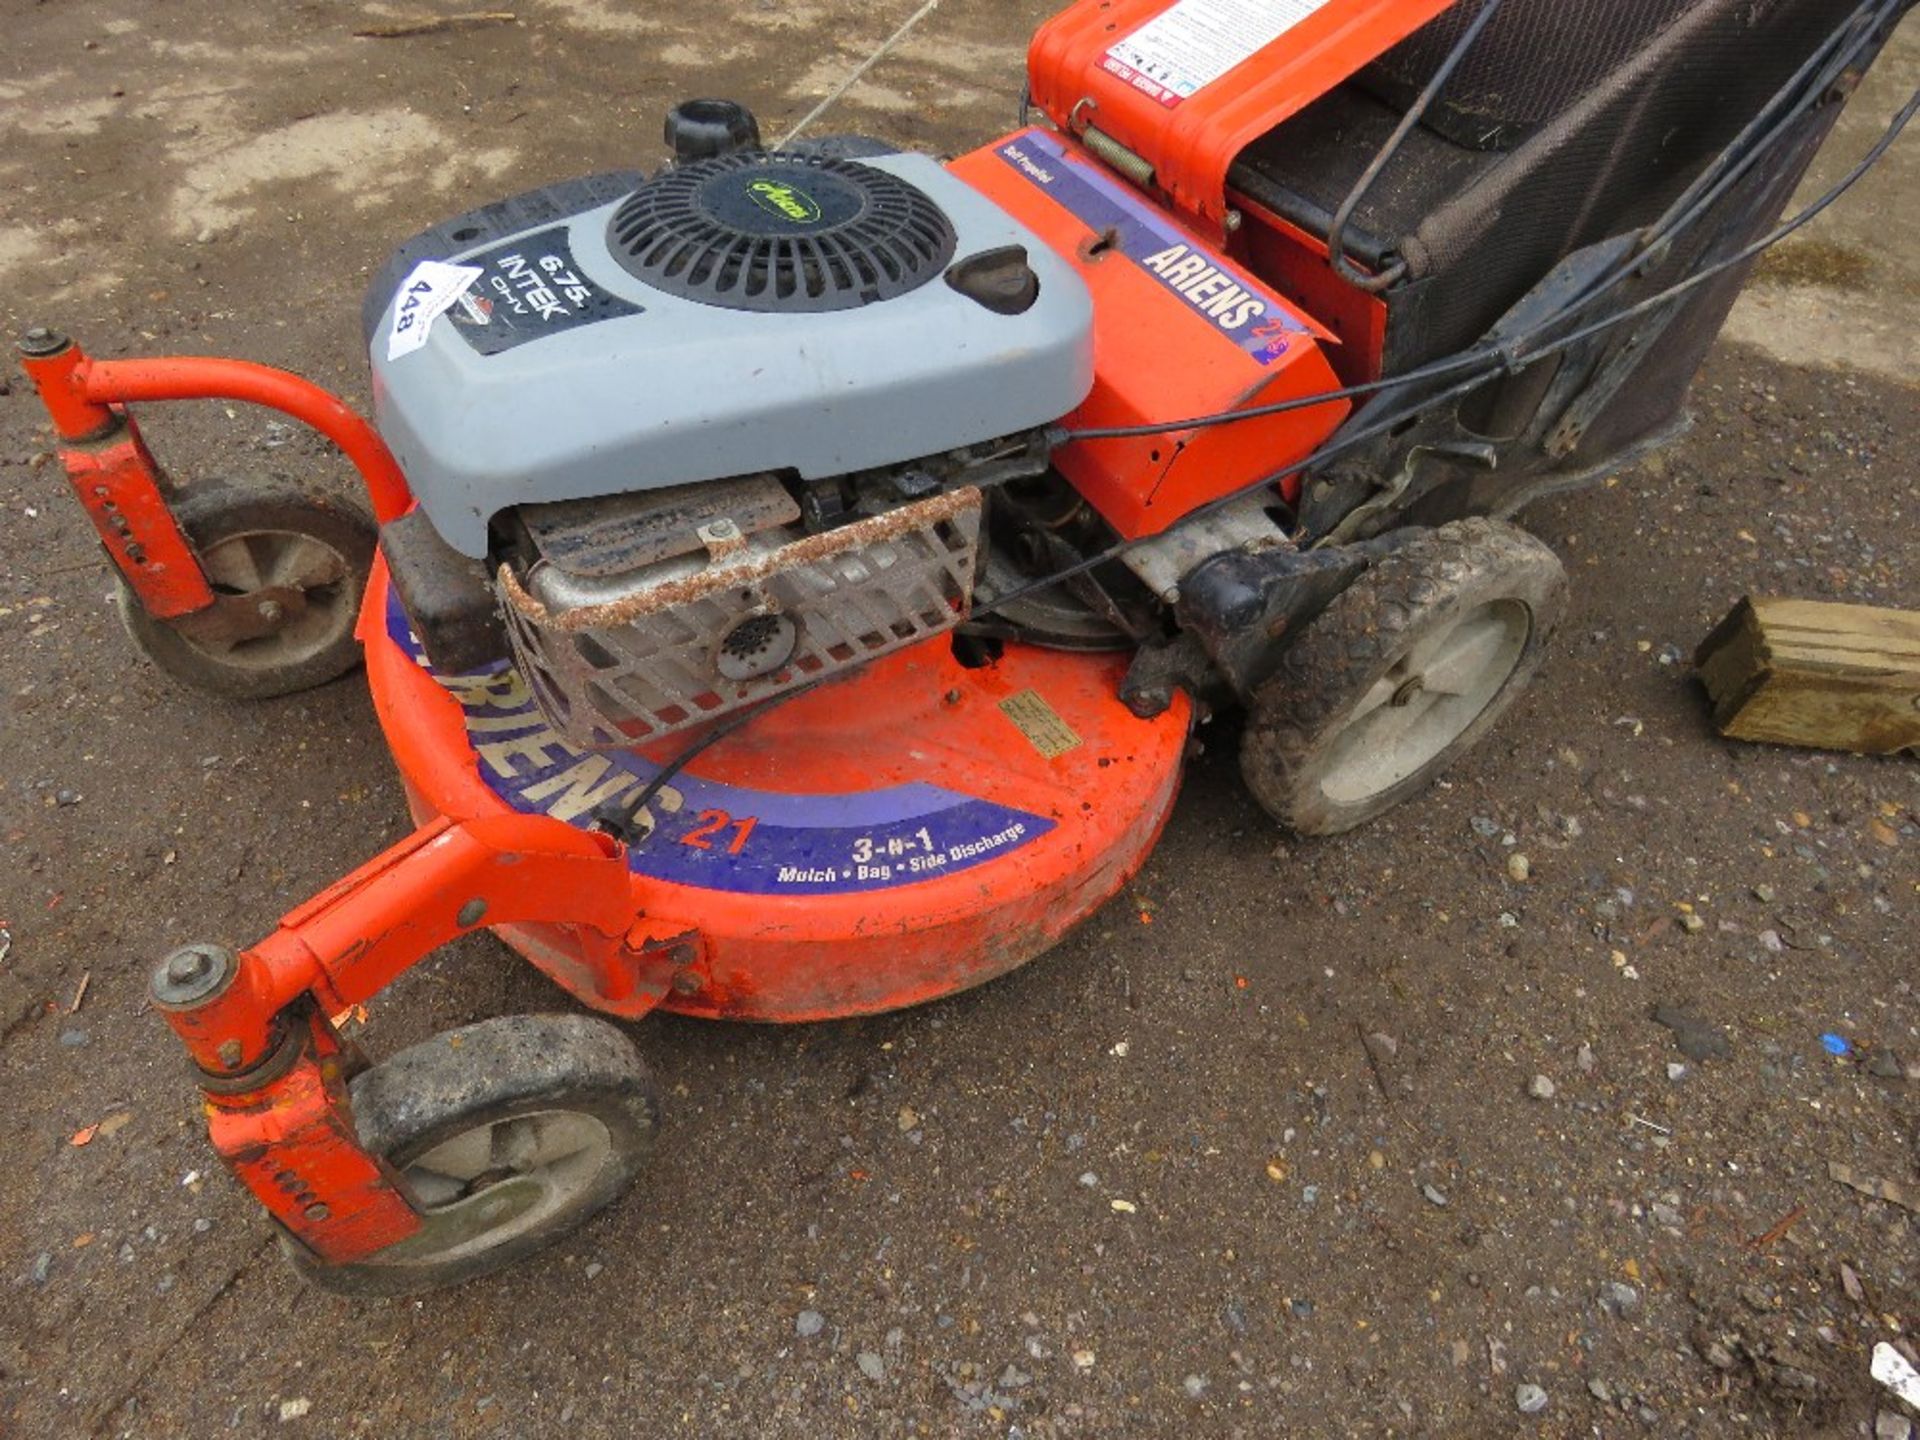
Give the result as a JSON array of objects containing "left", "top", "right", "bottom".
[
  {"left": 671, "top": 969, "right": 701, "bottom": 995},
  {"left": 166, "top": 949, "right": 214, "bottom": 988},
  {"left": 152, "top": 943, "right": 235, "bottom": 1008},
  {"left": 257, "top": 599, "right": 285, "bottom": 623},
  {"left": 17, "top": 327, "right": 69, "bottom": 358},
  {"left": 217, "top": 1039, "right": 243, "bottom": 1069}
]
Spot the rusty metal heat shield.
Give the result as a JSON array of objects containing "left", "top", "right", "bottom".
[{"left": 499, "top": 486, "right": 983, "bottom": 748}]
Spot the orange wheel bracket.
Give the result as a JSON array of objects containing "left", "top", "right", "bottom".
[
  {"left": 146, "top": 811, "right": 667, "bottom": 1262},
  {"left": 17, "top": 326, "right": 416, "bottom": 621}
]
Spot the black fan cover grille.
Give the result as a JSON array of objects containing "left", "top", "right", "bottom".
[{"left": 605, "top": 153, "right": 959, "bottom": 313}]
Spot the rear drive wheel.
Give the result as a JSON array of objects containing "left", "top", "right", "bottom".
[
  {"left": 283, "top": 1013, "right": 659, "bottom": 1297},
  {"left": 1240, "top": 518, "right": 1567, "bottom": 836},
  {"left": 115, "top": 483, "right": 375, "bottom": 699}
]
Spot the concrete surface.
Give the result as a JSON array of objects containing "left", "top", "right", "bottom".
[{"left": 1, "top": 3, "right": 1915, "bottom": 1438}]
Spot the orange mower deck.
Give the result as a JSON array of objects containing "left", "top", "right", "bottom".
[{"left": 362, "top": 561, "right": 1192, "bottom": 1025}]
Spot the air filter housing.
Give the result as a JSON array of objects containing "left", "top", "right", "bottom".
[{"left": 606, "top": 153, "right": 959, "bottom": 312}]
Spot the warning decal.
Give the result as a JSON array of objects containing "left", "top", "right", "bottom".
[
  {"left": 1103, "top": 0, "right": 1336, "bottom": 107},
  {"left": 385, "top": 595, "right": 1054, "bottom": 896}
]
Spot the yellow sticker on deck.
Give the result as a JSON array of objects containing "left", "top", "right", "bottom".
[{"left": 998, "top": 688, "right": 1084, "bottom": 759}]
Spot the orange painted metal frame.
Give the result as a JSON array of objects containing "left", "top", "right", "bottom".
[
  {"left": 22, "top": 336, "right": 415, "bottom": 618},
  {"left": 1027, "top": 0, "right": 1459, "bottom": 235},
  {"left": 154, "top": 810, "right": 657, "bottom": 1261},
  {"left": 56, "top": 424, "right": 217, "bottom": 619}
]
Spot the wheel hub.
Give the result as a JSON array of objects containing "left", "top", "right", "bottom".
[{"left": 1318, "top": 598, "right": 1531, "bottom": 806}]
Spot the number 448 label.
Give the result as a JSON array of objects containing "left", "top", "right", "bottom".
[{"left": 387, "top": 260, "right": 484, "bottom": 361}]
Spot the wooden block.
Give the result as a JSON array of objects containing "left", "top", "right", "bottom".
[{"left": 1695, "top": 596, "right": 1920, "bottom": 755}]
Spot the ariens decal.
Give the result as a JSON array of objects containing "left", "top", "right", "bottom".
[
  {"left": 994, "top": 129, "right": 1304, "bottom": 365},
  {"left": 385, "top": 594, "right": 1054, "bottom": 895}
]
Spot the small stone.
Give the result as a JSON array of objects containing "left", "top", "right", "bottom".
[
  {"left": 1599, "top": 1282, "right": 1639, "bottom": 1315},
  {"left": 1471, "top": 816, "right": 1502, "bottom": 838},
  {"left": 856, "top": 1351, "right": 886, "bottom": 1382},
  {"left": 1651, "top": 1003, "right": 1732, "bottom": 1062},
  {"left": 796, "top": 1310, "right": 825, "bottom": 1338},
  {"left": 58, "top": 1029, "right": 87, "bottom": 1048},
  {"left": 1515, "top": 1382, "right": 1549, "bottom": 1414},
  {"left": 1680, "top": 912, "right": 1707, "bottom": 934},
  {"left": 1864, "top": 1047, "right": 1904, "bottom": 1080},
  {"left": 1367, "top": 1150, "right": 1385, "bottom": 1170},
  {"left": 1507, "top": 853, "right": 1532, "bottom": 883},
  {"left": 998, "top": 1365, "right": 1032, "bottom": 1389},
  {"left": 1876, "top": 1409, "right": 1915, "bottom": 1440},
  {"left": 1182, "top": 1375, "right": 1208, "bottom": 1398},
  {"left": 30, "top": 1252, "right": 51, "bottom": 1284},
  {"left": 1651, "top": 1201, "right": 1684, "bottom": 1228},
  {"left": 55, "top": 788, "right": 81, "bottom": 807},
  {"left": 1078, "top": 1171, "right": 1099, "bottom": 1188},
  {"left": 1422, "top": 1184, "right": 1450, "bottom": 1207},
  {"left": 278, "top": 1398, "right": 311, "bottom": 1422},
  {"left": 583, "top": 1261, "right": 603, "bottom": 1280},
  {"left": 1071, "top": 1349, "right": 1096, "bottom": 1371},
  {"left": 1528, "top": 1074, "right": 1557, "bottom": 1100},
  {"left": 1702, "top": 1341, "right": 1738, "bottom": 1370},
  {"left": 1840, "top": 1263, "right": 1865, "bottom": 1303},
  {"left": 1666, "top": 1062, "right": 1688, "bottom": 1081},
  {"left": 1576, "top": 1043, "right": 1596, "bottom": 1073},
  {"left": 897, "top": 1106, "right": 920, "bottom": 1133},
  {"left": 1587, "top": 1379, "right": 1613, "bottom": 1404},
  {"left": 1753, "top": 883, "right": 1777, "bottom": 903}
]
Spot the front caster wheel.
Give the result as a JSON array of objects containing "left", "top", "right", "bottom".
[
  {"left": 115, "top": 482, "right": 375, "bottom": 700},
  {"left": 283, "top": 1013, "right": 659, "bottom": 1297},
  {"left": 1240, "top": 517, "right": 1568, "bottom": 836}
]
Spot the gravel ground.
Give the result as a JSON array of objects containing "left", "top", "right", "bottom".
[{"left": 2, "top": 3, "right": 1916, "bottom": 1438}]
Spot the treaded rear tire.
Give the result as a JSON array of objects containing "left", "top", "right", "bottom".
[{"left": 1240, "top": 517, "right": 1567, "bottom": 836}]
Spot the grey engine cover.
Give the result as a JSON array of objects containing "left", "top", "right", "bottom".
[{"left": 368, "top": 153, "right": 1095, "bottom": 558}]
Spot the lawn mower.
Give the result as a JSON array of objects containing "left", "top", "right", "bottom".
[{"left": 22, "top": 0, "right": 1911, "bottom": 1294}]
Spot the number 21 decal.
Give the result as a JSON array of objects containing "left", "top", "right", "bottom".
[{"left": 679, "top": 809, "right": 758, "bottom": 854}]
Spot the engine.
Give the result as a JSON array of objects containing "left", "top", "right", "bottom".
[{"left": 367, "top": 119, "right": 1095, "bottom": 745}]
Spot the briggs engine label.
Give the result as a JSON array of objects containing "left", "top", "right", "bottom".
[
  {"left": 995, "top": 130, "right": 1307, "bottom": 366},
  {"left": 445, "top": 226, "right": 641, "bottom": 356}
]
